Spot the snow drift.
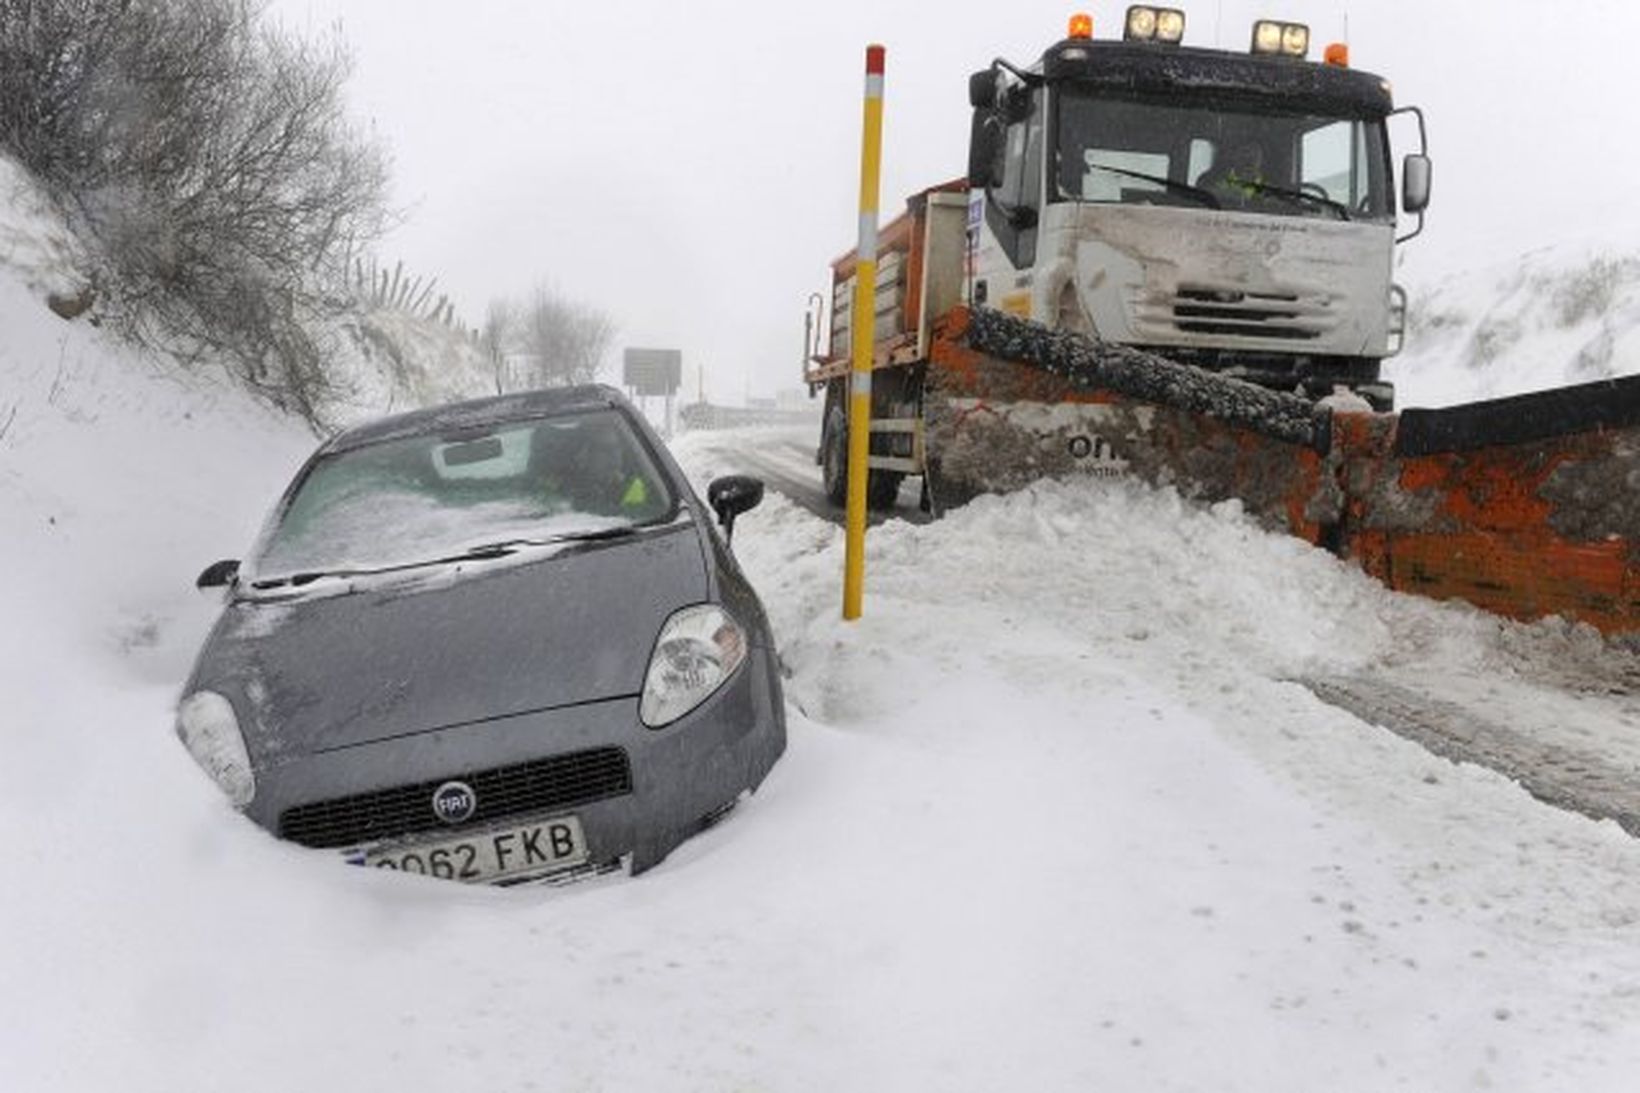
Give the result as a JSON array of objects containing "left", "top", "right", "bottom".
[{"left": 1394, "top": 237, "right": 1640, "bottom": 407}]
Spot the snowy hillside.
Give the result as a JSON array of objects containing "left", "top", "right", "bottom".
[
  {"left": 1392, "top": 237, "right": 1640, "bottom": 407},
  {"left": 7, "top": 146, "right": 1640, "bottom": 1088},
  {"left": 321, "top": 302, "right": 497, "bottom": 423},
  {"left": 0, "top": 151, "right": 495, "bottom": 432}
]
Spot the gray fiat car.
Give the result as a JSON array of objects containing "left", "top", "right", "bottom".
[{"left": 177, "top": 385, "right": 785, "bottom": 883}]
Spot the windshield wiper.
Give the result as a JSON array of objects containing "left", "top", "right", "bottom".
[
  {"left": 1240, "top": 180, "right": 1352, "bottom": 221},
  {"left": 248, "top": 527, "right": 644, "bottom": 591},
  {"left": 249, "top": 567, "right": 372, "bottom": 590},
  {"left": 1080, "top": 164, "right": 1221, "bottom": 209},
  {"left": 454, "top": 526, "right": 639, "bottom": 553},
  {"left": 249, "top": 543, "right": 528, "bottom": 590},
  {"left": 548, "top": 524, "right": 638, "bottom": 543}
]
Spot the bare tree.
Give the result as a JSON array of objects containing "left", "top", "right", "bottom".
[
  {"left": 0, "top": 0, "right": 390, "bottom": 423},
  {"left": 517, "top": 285, "right": 613, "bottom": 388}
]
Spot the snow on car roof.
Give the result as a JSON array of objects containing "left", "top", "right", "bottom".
[{"left": 324, "top": 384, "right": 627, "bottom": 453}]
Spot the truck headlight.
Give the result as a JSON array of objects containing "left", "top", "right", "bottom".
[
  {"left": 176, "top": 690, "right": 256, "bottom": 807},
  {"left": 1125, "top": 5, "right": 1158, "bottom": 39},
  {"left": 640, "top": 605, "right": 747, "bottom": 728},
  {"left": 1125, "top": 6, "right": 1185, "bottom": 43},
  {"left": 1252, "top": 19, "right": 1309, "bottom": 57}
]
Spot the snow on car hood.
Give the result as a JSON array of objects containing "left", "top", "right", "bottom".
[{"left": 189, "top": 521, "right": 708, "bottom": 762}]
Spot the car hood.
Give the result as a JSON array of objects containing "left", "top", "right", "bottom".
[{"left": 191, "top": 522, "right": 708, "bottom": 763}]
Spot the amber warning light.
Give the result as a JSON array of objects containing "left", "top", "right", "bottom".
[
  {"left": 1068, "top": 12, "right": 1093, "bottom": 39},
  {"left": 1324, "top": 42, "right": 1350, "bottom": 67}
]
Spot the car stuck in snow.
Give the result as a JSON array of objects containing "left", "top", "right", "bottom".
[{"left": 176, "top": 385, "right": 785, "bottom": 883}]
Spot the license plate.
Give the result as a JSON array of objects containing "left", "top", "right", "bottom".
[{"left": 357, "top": 816, "right": 588, "bottom": 883}]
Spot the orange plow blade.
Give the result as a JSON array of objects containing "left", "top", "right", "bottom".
[{"left": 927, "top": 308, "right": 1640, "bottom": 635}]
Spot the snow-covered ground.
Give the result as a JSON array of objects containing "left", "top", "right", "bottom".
[{"left": 7, "top": 149, "right": 1640, "bottom": 1089}]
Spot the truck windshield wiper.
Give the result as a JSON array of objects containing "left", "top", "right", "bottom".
[
  {"left": 1081, "top": 164, "right": 1221, "bottom": 209},
  {"left": 1240, "top": 180, "right": 1352, "bottom": 221}
]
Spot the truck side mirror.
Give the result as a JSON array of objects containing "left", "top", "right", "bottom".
[
  {"left": 968, "top": 112, "right": 1004, "bottom": 190},
  {"left": 968, "top": 69, "right": 997, "bottom": 109},
  {"left": 1402, "top": 153, "right": 1432, "bottom": 214}
]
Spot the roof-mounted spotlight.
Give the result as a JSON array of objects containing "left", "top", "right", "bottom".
[
  {"left": 1251, "top": 19, "right": 1309, "bottom": 58},
  {"left": 1125, "top": 6, "right": 1185, "bottom": 43}
]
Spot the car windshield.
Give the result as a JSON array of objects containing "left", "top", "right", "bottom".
[
  {"left": 1056, "top": 88, "right": 1392, "bottom": 221},
  {"left": 251, "top": 408, "right": 675, "bottom": 582}
]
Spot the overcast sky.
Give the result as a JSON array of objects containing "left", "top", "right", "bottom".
[{"left": 269, "top": 0, "right": 1639, "bottom": 402}]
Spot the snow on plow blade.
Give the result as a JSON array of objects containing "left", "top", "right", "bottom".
[{"left": 927, "top": 307, "right": 1640, "bottom": 635}]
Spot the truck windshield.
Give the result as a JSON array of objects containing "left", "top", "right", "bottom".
[{"left": 1055, "top": 88, "right": 1391, "bottom": 221}]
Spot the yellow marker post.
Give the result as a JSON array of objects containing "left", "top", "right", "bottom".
[{"left": 844, "top": 43, "right": 885, "bottom": 621}]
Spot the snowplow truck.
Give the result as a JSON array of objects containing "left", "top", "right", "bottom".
[{"left": 807, "top": 11, "right": 1640, "bottom": 637}]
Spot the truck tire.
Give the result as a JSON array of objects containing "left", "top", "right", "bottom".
[
  {"left": 821, "top": 411, "right": 848, "bottom": 506},
  {"left": 822, "top": 410, "right": 903, "bottom": 510},
  {"left": 868, "top": 469, "right": 903, "bottom": 509}
]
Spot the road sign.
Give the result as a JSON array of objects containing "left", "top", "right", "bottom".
[{"left": 623, "top": 348, "right": 682, "bottom": 397}]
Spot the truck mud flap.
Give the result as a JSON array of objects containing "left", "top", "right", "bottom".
[{"left": 927, "top": 307, "right": 1640, "bottom": 635}]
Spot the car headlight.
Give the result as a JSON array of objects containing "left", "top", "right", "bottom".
[
  {"left": 176, "top": 690, "right": 256, "bottom": 807},
  {"left": 640, "top": 605, "right": 747, "bottom": 728}
]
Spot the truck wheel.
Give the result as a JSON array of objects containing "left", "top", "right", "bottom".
[
  {"left": 821, "top": 412, "right": 848, "bottom": 507},
  {"left": 868, "top": 470, "right": 903, "bottom": 510},
  {"left": 823, "top": 411, "right": 902, "bottom": 510}
]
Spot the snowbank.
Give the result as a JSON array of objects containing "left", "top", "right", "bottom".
[
  {"left": 318, "top": 303, "right": 497, "bottom": 427},
  {"left": 1393, "top": 235, "right": 1640, "bottom": 406}
]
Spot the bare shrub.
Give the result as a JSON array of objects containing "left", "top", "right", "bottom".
[
  {"left": 1466, "top": 317, "right": 1522, "bottom": 371},
  {"left": 0, "top": 0, "right": 389, "bottom": 423},
  {"left": 1404, "top": 297, "right": 1467, "bottom": 342},
  {"left": 1552, "top": 256, "right": 1631, "bottom": 329}
]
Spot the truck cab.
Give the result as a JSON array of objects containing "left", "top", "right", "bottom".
[{"left": 966, "top": 10, "right": 1431, "bottom": 408}]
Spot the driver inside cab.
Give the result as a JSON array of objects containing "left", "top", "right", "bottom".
[
  {"left": 537, "top": 419, "right": 658, "bottom": 519},
  {"left": 1199, "top": 142, "right": 1267, "bottom": 201}
]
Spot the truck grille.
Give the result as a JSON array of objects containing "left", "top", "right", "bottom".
[
  {"left": 279, "top": 747, "right": 634, "bottom": 849},
  {"left": 1137, "top": 284, "right": 1336, "bottom": 342}
]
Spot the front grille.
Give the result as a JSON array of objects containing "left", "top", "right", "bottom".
[
  {"left": 279, "top": 747, "right": 633, "bottom": 849},
  {"left": 1133, "top": 284, "right": 1336, "bottom": 343}
]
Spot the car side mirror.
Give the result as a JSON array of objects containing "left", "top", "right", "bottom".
[
  {"left": 1402, "top": 153, "right": 1432, "bottom": 214},
  {"left": 197, "top": 559, "right": 240, "bottom": 590},
  {"left": 707, "top": 475, "right": 764, "bottom": 546}
]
